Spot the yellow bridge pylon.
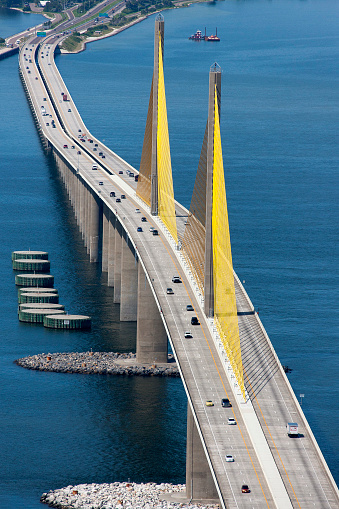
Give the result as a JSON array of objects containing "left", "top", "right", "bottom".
[
  {"left": 137, "top": 14, "right": 178, "bottom": 245},
  {"left": 182, "top": 64, "right": 245, "bottom": 399}
]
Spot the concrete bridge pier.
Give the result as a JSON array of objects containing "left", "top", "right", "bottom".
[
  {"left": 136, "top": 263, "right": 168, "bottom": 363},
  {"left": 120, "top": 235, "right": 138, "bottom": 321},
  {"left": 186, "top": 403, "right": 220, "bottom": 503},
  {"left": 107, "top": 210, "right": 116, "bottom": 287},
  {"left": 89, "top": 190, "right": 100, "bottom": 263},
  {"left": 102, "top": 204, "right": 109, "bottom": 273},
  {"left": 114, "top": 221, "right": 122, "bottom": 303},
  {"left": 84, "top": 185, "right": 90, "bottom": 251},
  {"left": 79, "top": 179, "right": 86, "bottom": 239}
]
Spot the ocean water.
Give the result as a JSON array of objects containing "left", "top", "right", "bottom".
[
  {"left": 0, "top": 7, "right": 46, "bottom": 39},
  {"left": 0, "top": 0, "right": 338, "bottom": 507}
]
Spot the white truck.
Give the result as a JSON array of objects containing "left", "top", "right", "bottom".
[{"left": 286, "top": 422, "right": 299, "bottom": 437}]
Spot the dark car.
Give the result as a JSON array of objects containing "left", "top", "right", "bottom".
[
  {"left": 116, "top": 198, "right": 121, "bottom": 203},
  {"left": 191, "top": 316, "right": 199, "bottom": 325},
  {"left": 152, "top": 229, "right": 159, "bottom": 236},
  {"left": 137, "top": 227, "right": 143, "bottom": 232},
  {"left": 119, "top": 171, "right": 123, "bottom": 174},
  {"left": 121, "top": 194, "right": 126, "bottom": 199},
  {"left": 141, "top": 217, "right": 147, "bottom": 222},
  {"left": 221, "top": 398, "right": 232, "bottom": 408},
  {"left": 241, "top": 485, "right": 250, "bottom": 494},
  {"left": 110, "top": 192, "right": 115, "bottom": 197},
  {"left": 186, "top": 304, "right": 194, "bottom": 311}
]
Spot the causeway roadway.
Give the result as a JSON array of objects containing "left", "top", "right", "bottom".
[{"left": 17, "top": 34, "right": 339, "bottom": 509}]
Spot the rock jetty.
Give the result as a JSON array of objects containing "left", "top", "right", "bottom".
[
  {"left": 15, "top": 351, "right": 180, "bottom": 377},
  {"left": 40, "top": 482, "right": 220, "bottom": 509}
]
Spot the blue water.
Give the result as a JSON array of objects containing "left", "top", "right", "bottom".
[
  {"left": 0, "top": 7, "right": 46, "bottom": 39},
  {"left": 1, "top": 0, "right": 338, "bottom": 507}
]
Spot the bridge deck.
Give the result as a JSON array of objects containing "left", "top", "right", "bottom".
[{"left": 17, "top": 34, "right": 339, "bottom": 509}]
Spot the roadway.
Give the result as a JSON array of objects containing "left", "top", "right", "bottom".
[{"left": 17, "top": 34, "right": 339, "bottom": 509}]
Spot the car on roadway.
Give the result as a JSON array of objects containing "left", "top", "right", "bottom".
[
  {"left": 149, "top": 226, "right": 154, "bottom": 232},
  {"left": 137, "top": 227, "right": 143, "bottom": 232},
  {"left": 152, "top": 229, "right": 159, "bottom": 236},
  {"left": 68, "top": 108, "right": 71, "bottom": 112},
  {"left": 121, "top": 194, "right": 126, "bottom": 199},
  {"left": 94, "top": 143, "right": 98, "bottom": 147},
  {"left": 184, "top": 331, "right": 192, "bottom": 339},
  {"left": 110, "top": 192, "right": 115, "bottom": 197},
  {"left": 99, "top": 152, "right": 103, "bottom": 156},
  {"left": 225, "top": 455, "right": 234, "bottom": 462},
  {"left": 172, "top": 276, "right": 182, "bottom": 283},
  {"left": 92, "top": 164, "right": 98, "bottom": 170},
  {"left": 241, "top": 485, "right": 250, "bottom": 493},
  {"left": 141, "top": 217, "right": 147, "bottom": 222},
  {"left": 205, "top": 400, "right": 214, "bottom": 407},
  {"left": 116, "top": 198, "right": 121, "bottom": 203},
  {"left": 186, "top": 304, "right": 194, "bottom": 311},
  {"left": 101, "top": 155, "right": 105, "bottom": 158},
  {"left": 88, "top": 139, "right": 93, "bottom": 143},
  {"left": 46, "top": 122, "right": 49, "bottom": 126},
  {"left": 99, "top": 182, "right": 103, "bottom": 186},
  {"left": 63, "top": 144, "right": 68, "bottom": 148},
  {"left": 166, "top": 288, "right": 174, "bottom": 295},
  {"left": 221, "top": 398, "right": 232, "bottom": 408},
  {"left": 191, "top": 316, "right": 199, "bottom": 325},
  {"left": 77, "top": 151, "right": 81, "bottom": 155},
  {"left": 119, "top": 170, "right": 123, "bottom": 174},
  {"left": 93, "top": 147, "right": 97, "bottom": 151},
  {"left": 228, "top": 417, "right": 237, "bottom": 425},
  {"left": 78, "top": 129, "right": 82, "bottom": 132},
  {"left": 71, "top": 145, "right": 75, "bottom": 149},
  {"left": 135, "top": 208, "right": 140, "bottom": 213}
]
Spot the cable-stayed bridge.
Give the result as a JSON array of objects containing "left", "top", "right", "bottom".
[{"left": 17, "top": 15, "right": 339, "bottom": 509}]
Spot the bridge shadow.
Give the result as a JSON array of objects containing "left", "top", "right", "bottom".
[{"left": 239, "top": 316, "right": 280, "bottom": 400}]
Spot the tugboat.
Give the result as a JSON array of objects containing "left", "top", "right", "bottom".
[
  {"left": 207, "top": 28, "right": 220, "bottom": 42},
  {"left": 189, "top": 29, "right": 204, "bottom": 41},
  {"left": 189, "top": 27, "right": 220, "bottom": 42}
]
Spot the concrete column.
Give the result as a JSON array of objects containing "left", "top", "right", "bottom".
[
  {"left": 84, "top": 184, "right": 91, "bottom": 254},
  {"left": 136, "top": 262, "right": 168, "bottom": 363},
  {"left": 102, "top": 205, "right": 109, "bottom": 272},
  {"left": 79, "top": 180, "right": 85, "bottom": 237},
  {"left": 120, "top": 235, "right": 138, "bottom": 321},
  {"left": 114, "top": 221, "right": 122, "bottom": 303},
  {"left": 186, "top": 402, "right": 219, "bottom": 502},
  {"left": 107, "top": 210, "right": 115, "bottom": 287},
  {"left": 89, "top": 191, "right": 100, "bottom": 263}
]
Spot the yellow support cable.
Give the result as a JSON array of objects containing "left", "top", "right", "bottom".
[
  {"left": 212, "top": 86, "right": 245, "bottom": 399},
  {"left": 157, "top": 34, "right": 178, "bottom": 244}
]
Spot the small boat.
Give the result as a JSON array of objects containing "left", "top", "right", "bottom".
[
  {"left": 189, "top": 29, "right": 204, "bottom": 41},
  {"left": 189, "top": 28, "right": 220, "bottom": 42},
  {"left": 207, "top": 28, "right": 220, "bottom": 42}
]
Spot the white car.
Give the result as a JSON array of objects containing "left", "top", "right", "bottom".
[
  {"left": 149, "top": 226, "right": 154, "bottom": 232},
  {"left": 225, "top": 455, "right": 234, "bottom": 462},
  {"left": 135, "top": 208, "right": 140, "bottom": 213},
  {"left": 228, "top": 417, "right": 237, "bottom": 425}
]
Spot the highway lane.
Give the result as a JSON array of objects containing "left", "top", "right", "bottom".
[
  {"left": 18, "top": 36, "right": 339, "bottom": 508},
  {"left": 20, "top": 37, "right": 280, "bottom": 508}
]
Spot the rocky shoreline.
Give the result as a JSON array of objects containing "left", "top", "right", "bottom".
[
  {"left": 40, "top": 482, "right": 219, "bottom": 509},
  {"left": 15, "top": 351, "right": 180, "bottom": 377}
]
